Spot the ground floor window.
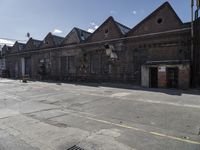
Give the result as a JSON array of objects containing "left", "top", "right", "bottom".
[
  {"left": 68, "top": 56, "right": 76, "bottom": 74},
  {"left": 90, "top": 53, "right": 101, "bottom": 74},
  {"left": 60, "top": 56, "right": 76, "bottom": 74}
]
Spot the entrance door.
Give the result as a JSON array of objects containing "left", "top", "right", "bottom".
[
  {"left": 15, "top": 62, "right": 19, "bottom": 78},
  {"left": 60, "top": 57, "right": 68, "bottom": 79},
  {"left": 25, "top": 57, "right": 32, "bottom": 77},
  {"left": 149, "top": 67, "right": 158, "bottom": 88},
  {"left": 167, "top": 67, "right": 178, "bottom": 88}
]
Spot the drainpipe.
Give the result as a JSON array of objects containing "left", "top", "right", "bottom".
[{"left": 191, "top": 0, "right": 195, "bottom": 87}]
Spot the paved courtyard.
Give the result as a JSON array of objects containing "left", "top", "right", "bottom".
[{"left": 0, "top": 79, "right": 200, "bottom": 150}]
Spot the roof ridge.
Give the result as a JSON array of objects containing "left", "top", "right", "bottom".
[
  {"left": 52, "top": 34, "right": 64, "bottom": 39},
  {"left": 86, "top": 16, "right": 120, "bottom": 42},
  {"left": 74, "top": 27, "right": 91, "bottom": 34},
  {"left": 126, "top": 1, "right": 182, "bottom": 36},
  {"left": 114, "top": 21, "right": 131, "bottom": 30},
  {"left": 32, "top": 38, "right": 42, "bottom": 42}
]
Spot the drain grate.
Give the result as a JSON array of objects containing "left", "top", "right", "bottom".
[{"left": 67, "top": 145, "right": 84, "bottom": 150}]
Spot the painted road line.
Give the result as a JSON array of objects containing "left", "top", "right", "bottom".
[
  {"left": 150, "top": 132, "right": 200, "bottom": 145},
  {"left": 70, "top": 112, "right": 200, "bottom": 145}
]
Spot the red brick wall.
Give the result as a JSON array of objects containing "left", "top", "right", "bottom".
[
  {"left": 158, "top": 69, "right": 167, "bottom": 88},
  {"left": 178, "top": 65, "right": 190, "bottom": 89}
]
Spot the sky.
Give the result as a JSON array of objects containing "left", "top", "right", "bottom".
[{"left": 0, "top": 0, "right": 192, "bottom": 46}]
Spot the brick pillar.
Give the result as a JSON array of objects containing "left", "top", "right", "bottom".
[
  {"left": 179, "top": 65, "right": 190, "bottom": 89},
  {"left": 158, "top": 66, "right": 167, "bottom": 88}
]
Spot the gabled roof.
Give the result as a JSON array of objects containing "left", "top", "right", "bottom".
[
  {"left": 86, "top": 16, "right": 130, "bottom": 42},
  {"left": 24, "top": 38, "right": 41, "bottom": 50},
  {"left": 182, "top": 22, "right": 191, "bottom": 28},
  {"left": 18, "top": 42, "right": 26, "bottom": 48},
  {"left": 61, "top": 27, "right": 91, "bottom": 45},
  {"left": 12, "top": 41, "right": 26, "bottom": 51},
  {"left": 127, "top": 2, "right": 183, "bottom": 36},
  {"left": 39, "top": 32, "right": 64, "bottom": 48},
  {"left": 74, "top": 27, "right": 91, "bottom": 42},
  {"left": 2, "top": 44, "right": 12, "bottom": 51},
  {"left": 32, "top": 39, "right": 41, "bottom": 47},
  {"left": 52, "top": 34, "right": 64, "bottom": 46},
  {"left": 2, "top": 44, "right": 12, "bottom": 54},
  {"left": 115, "top": 21, "right": 131, "bottom": 35}
]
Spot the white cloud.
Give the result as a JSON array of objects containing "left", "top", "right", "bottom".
[
  {"left": 132, "top": 10, "right": 137, "bottom": 15},
  {"left": 94, "top": 25, "right": 99, "bottom": 29},
  {"left": 53, "top": 29, "right": 63, "bottom": 34},
  {"left": 110, "top": 10, "right": 117, "bottom": 14},
  {"left": 0, "top": 39, "right": 15, "bottom": 46},
  {"left": 87, "top": 28, "right": 95, "bottom": 33},
  {"left": 90, "top": 22, "right": 96, "bottom": 26},
  {"left": 88, "top": 22, "right": 99, "bottom": 33}
]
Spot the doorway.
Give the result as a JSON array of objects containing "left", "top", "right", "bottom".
[
  {"left": 167, "top": 67, "right": 178, "bottom": 88},
  {"left": 149, "top": 67, "right": 158, "bottom": 88},
  {"left": 25, "top": 57, "right": 32, "bottom": 77}
]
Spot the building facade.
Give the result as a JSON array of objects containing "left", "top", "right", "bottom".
[{"left": 4, "top": 2, "right": 200, "bottom": 89}]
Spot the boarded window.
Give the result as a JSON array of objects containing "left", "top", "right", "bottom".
[
  {"left": 90, "top": 53, "right": 101, "bottom": 74},
  {"left": 68, "top": 56, "right": 76, "bottom": 74},
  {"left": 60, "top": 57, "right": 68, "bottom": 75},
  {"left": 61, "top": 56, "right": 76, "bottom": 74}
]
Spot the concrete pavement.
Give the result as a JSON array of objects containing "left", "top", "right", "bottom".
[{"left": 0, "top": 79, "right": 200, "bottom": 150}]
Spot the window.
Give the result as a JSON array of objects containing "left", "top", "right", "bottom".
[
  {"left": 104, "top": 44, "right": 110, "bottom": 49},
  {"left": 61, "top": 57, "right": 68, "bottom": 75},
  {"left": 157, "top": 18, "right": 163, "bottom": 24},
  {"left": 19, "top": 45, "right": 24, "bottom": 51},
  {"left": 68, "top": 56, "right": 76, "bottom": 74},
  {"left": 43, "top": 40, "right": 48, "bottom": 45},
  {"left": 105, "top": 29, "right": 109, "bottom": 34},
  {"left": 80, "top": 33, "right": 85, "bottom": 40},
  {"left": 90, "top": 54, "right": 100, "bottom": 74},
  {"left": 104, "top": 29, "right": 109, "bottom": 37},
  {"left": 33, "top": 41, "right": 37, "bottom": 46},
  {"left": 40, "top": 59, "right": 45, "bottom": 63}
]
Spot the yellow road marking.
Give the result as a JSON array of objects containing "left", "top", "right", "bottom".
[
  {"left": 71, "top": 112, "right": 200, "bottom": 145},
  {"left": 150, "top": 132, "right": 200, "bottom": 145}
]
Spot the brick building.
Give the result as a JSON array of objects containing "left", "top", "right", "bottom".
[
  {"left": 193, "top": 18, "right": 200, "bottom": 87},
  {"left": 0, "top": 45, "right": 12, "bottom": 76},
  {"left": 4, "top": 2, "right": 200, "bottom": 89}
]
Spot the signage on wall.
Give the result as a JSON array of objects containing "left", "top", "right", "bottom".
[{"left": 158, "top": 66, "right": 166, "bottom": 72}]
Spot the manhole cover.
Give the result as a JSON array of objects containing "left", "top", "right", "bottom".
[{"left": 67, "top": 145, "right": 84, "bottom": 150}]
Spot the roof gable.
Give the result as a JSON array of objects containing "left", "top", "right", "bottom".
[
  {"left": 127, "top": 2, "right": 183, "bottom": 36},
  {"left": 39, "top": 33, "right": 64, "bottom": 49},
  {"left": 2, "top": 45, "right": 8, "bottom": 51},
  {"left": 11, "top": 41, "right": 25, "bottom": 53},
  {"left": 62, "top": 27, "right": 91, "bottom": 45},
  {"left": 115, "top": 21, "right": 130, "bottom": 35},
  {"left": 25, "top": 38, "right": 41, "bottom": 51},
  {"left": 2, "top": 45, "right": 12, "bottom": 55},
  {"left": 52, "top": 35, "right": 64, "bottom": 46},
  {"left": 86, "top": 16, "right": 129, "bottom": 42},
  {"left": 75, "top": 28, "right": 91, "bottom": 42}
]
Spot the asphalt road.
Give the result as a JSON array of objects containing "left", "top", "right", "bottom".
[{"left": 0, "top": 78, "right": 200, "bottom": 150}]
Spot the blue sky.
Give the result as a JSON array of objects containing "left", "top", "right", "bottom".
[{"left": 0, "top": 0, "right": 191, "bottom": 45}]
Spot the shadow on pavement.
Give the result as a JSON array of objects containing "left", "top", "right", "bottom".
[{"left": 1, "top": 78, "right": 200, "bottom": 96}]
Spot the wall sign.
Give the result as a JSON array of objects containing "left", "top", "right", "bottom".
[{"left": 158, "top": 66, "right": 166, "bottom": 72}]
